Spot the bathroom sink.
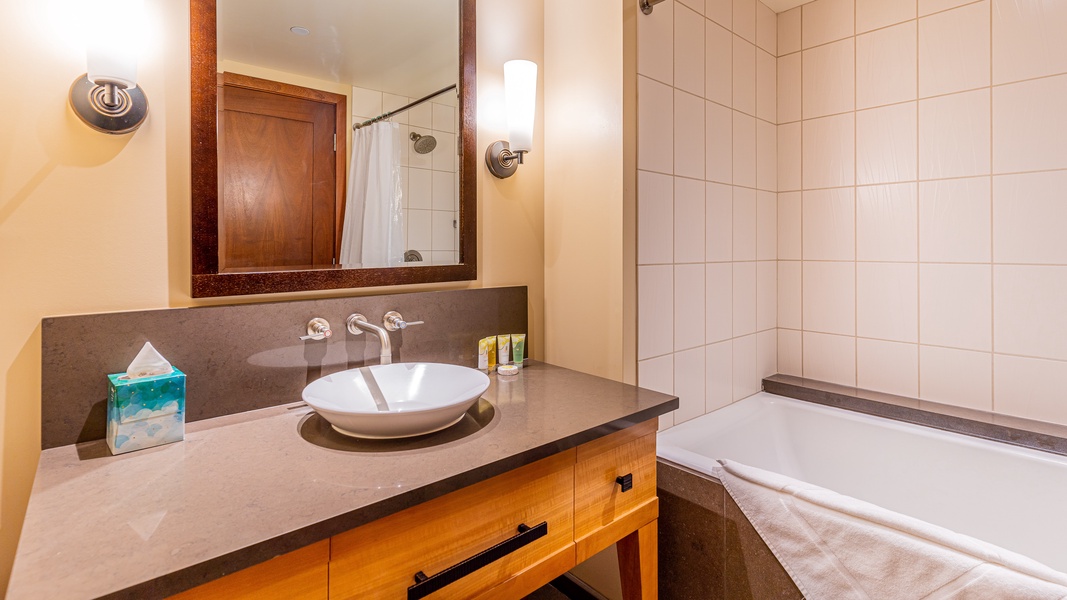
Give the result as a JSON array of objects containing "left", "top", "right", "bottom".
[{"left": 301, "top": 363, "right": 491, "bottom": 439}]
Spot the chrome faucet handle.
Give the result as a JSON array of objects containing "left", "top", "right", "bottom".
[
  {"left": 383, "top": 311, "right": 424, "bottom": 332},
  {"left": 299, "top": 318, "right": 332, "bottom": 341},
  {"left": 346, "top": 313, "right": 368, "bottom": 335}
]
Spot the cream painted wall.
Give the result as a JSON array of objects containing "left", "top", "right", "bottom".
[
  {"left": 0, "top": 0, "right": 546, "bottom": 590},
  {"left": 543, "top": 0, "right": 636, "bottom": 385}
]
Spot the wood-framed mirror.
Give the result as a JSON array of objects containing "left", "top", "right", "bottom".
[{"left": 190, "top": 0, "right": 476, "bottom": 297}]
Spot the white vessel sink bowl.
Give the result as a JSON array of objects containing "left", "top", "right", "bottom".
[{"left": 302, "top": 363, "right": 491, "bottom": 439}]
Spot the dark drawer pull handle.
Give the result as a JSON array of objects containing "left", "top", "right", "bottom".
[
  {"left": 407, "top": 521, "right": 548, "bottom": 600},
  {"left": 616, "top": 473, "right": 633, "bottom": 492}
]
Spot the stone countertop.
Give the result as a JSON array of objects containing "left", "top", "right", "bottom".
[{"left": 9, "top": 362, "right": 677, "bottom": 600}]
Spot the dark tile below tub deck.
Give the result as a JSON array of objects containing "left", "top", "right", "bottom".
[
  {"left": 658, "top": 462, "right": 725, "bottom": 600},
  {"left": 764, "top": 374, "right": 1067, "bottom": 457},
  {"left": 40, "top": 286, "right": 528, "bottom": 449},
  {"left": 724, "top": 492, "right": 804, "bottom": 600}
]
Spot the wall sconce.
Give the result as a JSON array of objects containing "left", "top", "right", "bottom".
[
  {"left": 486, "top": 60, "right": 537, "bottom": 179},
  {"left": 69, "top": 0, "right": 149, "bottom": 134}
]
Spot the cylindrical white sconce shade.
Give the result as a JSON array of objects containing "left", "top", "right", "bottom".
[
  {"left": 504, "top": 60, "right": 537, "bottom": 153},
  {"left": 86, "top": 0, "right": 144, "bottom": 89}
]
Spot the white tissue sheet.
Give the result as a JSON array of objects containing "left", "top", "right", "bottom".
[{"left": 125, "top": 342, "right": 173, "bottom": 379}]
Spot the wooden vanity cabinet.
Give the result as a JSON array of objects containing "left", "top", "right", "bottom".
[{"left": 171, "top": 420, "right": 658, "bottom": 600}]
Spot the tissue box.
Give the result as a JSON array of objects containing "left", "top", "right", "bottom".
[{"left": 106, "top": 368, "right": 186, "bottom": 455}]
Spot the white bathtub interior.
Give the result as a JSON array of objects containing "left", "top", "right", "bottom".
[{"left": 658, "top": 392, "right": 1067, "bottom": 574}]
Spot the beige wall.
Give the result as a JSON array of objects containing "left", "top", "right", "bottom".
[
  {"left": 0, "top": 0, "right": 547, "bottom": 589},
  {"left": 776, "top": 0, "right": 1067, "bottom": 425}
]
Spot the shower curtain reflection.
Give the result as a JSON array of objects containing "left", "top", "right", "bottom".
[{"left": 339, "top": 121, "right": 405, "bottom": 268}]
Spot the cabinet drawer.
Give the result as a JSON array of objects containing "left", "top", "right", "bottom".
[
  {"left": 168, "top": 539, "right": 329, "bottom": 600},
  {"left": 329, "top": 451, "right": 575, "bottom": 600},
  {"left": 574, "top": 420, "right": 657, "bottom": 542}
]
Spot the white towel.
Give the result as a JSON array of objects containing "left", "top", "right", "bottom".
[{"left": 713, "top": 460, "right": 1067, "bottom": 600}]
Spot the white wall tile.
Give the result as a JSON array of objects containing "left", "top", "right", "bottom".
[
  {"left": 918, "top": 2, "right": 991, "bottom": 98},
  {"left": 993, "top": 0, "right": 1067, "bottom": 85},
  {"left": 757, "top": 260, "right": 777, "bottom": 331},
  {"left": 856, "top": 22, "right": 917, "bottom": 110},
  {"left": 756, "top": 190, "right": 777, "bottom": 260},
  {"left": 733, "top": 334, "right": 760, "bottom": 399},
  {"left": 675, "top": 4, "right": 707, "bottom": 97},
  {"left": 408, "top": 103, "right": 431, "bottom": 129},
  {"left": 707, "top": 0, "right": 732, "bottom": 29},
  {"left": 803, "top": 113, "right": 855, "bottom": 189},
  {"left": 638, "top": 171, "right": 674, "bottom": 265},
  {"left": 778, "top": 7, "right": 801, "bottom": 56},
  {"left": 675, "top": 91, "right": 706, "bottom": 178},
  {"left": 707, "top": 340, "right": 734, "bottom": 411},
  {"left": 857, "top": 0, "right": 916, "bottom": 34},
  {"left": 994, "top": 265, "right": 1067, "bottom": 362},
  {"left": 733, "top": 261, "right": 757, "bottom": 336},
  {"left": 733, "top": 37, "right": 757, "bottom": 115},
  {"left": 919, "top": 264, "right": 992, "bottom": 351},
  {"left": 707, "top": 263, "right": 733, "bottom": 342},
  {"left": 706, "top": 101, "right": 733, "bottom": 184},
  {"left": 637, "top": 0, "right": 674, "bottom": 83},
  {"left": 707, "top": 182, "right": 733, "bottom": 261},
  {"left": 408, "top": 168, "right": 432, "bottom": 210},
  {"left": 803, "top": 39, "right": 855, "bottom": 120},
  {"left": 803, "top": 188, "right": 855, "bottom": 261},
  {"left": 757, "top": 328, "right": 778, "bottom": 378},
  {"left": 431, "top": 211, "right": 455, "bottom": 251},
  {"left": 432, "top": 104, "right": 455, "bottom": 134},
  {"left": 919, "top": 0, "right": 974, "bottom": 17},
  {"left": 639, "top": 354, "right": 675, "bottom": 395},
  {"left": 856, "top": 103, "right": 917, "bottom": 185},
  {"left": 994, "top": 355, "right": 1067, "bottom": 427},
  {"left": 804, "top": 332, "right": 857, "bottom": 386},
  {"left": 777, "top": 122, "right": 802, "bottom": 191},
  {"left": 856, "top": 183, "right": 918, "bottom": 262},
  {"left": 857, "top": 338, "right": 919, "bottom": 398},
  {"left": 756, "top": 2, "right": 777, "bottom": 55},
  {"left": 756, "top": 49, "right": 777, "bottom": 123},
  {"left": 777, "top": 260, "right": 802, "bottom": 329},
  {"left": 431, "top": 171, "right": 455, "bottom": 211},
  {"left": 992, "top": 74, "right": 1067, "bottom": 174},
  {"left": 993, "top": 171, "right": 1067, "bottom": 265},
  {"left": 351, "top": 86, "right": 383, "bottom": 118},
  {"left": 778, "top": 328, "right": 803, "bottom": 376},
  {"left": 803, "top": 261, "right": 856, "bottom": 336},
  {"left": 802, "top": 0, "right": 854, "bottom": 49},
  {"left": 674, "top": 346, "right": 707, "bottom": 423},
  {"left": 756, "top": 120, "right": 777, "bottom": 192},
  {"left": 778, "top": 192, "right": 802, "bottom": 260},
  {"left": 733, "top": 112, "right": 757, "bottom": 188},
  {"left": 674, "top": 177, "right": 706, "bottom": 263},
  {"left": 777, "top": 53, "right": 802, "bottom": 124},
  {"left": 919, "top": 177, "right": 991, "bottom": 263},
  {"left": 919, "top": 345, "right": 992, "bottom": 410},
  {"left": 638, "top": 265, "right": 674, "bottom": 359},
  {"left": 679, "top": 0, "right": 704, "bottom": 14},
  {"left": 431, "top": 132, "right": 455, "bottom": 172},
  {"left": 733, "top": 0, "right": 757, "bottom": 43},
  {"left": 638, "top": 76, "right": 674, "bottom": 174},
  {"left": 675, "top": 264, "right": 707, "bottom": 350},
  {"left": 408, "top": 209, "right": 431, "bottom": 251},
  {"left": 707, "top": 21, "right": 734, "bottom": 107},
  {"left": 918, "top": 89, "right": 991, "bottom": 180},
  {"left": 733, "top": 187, "right": 757, "bottom": 260},
  {"left": 857, "top": 262, "right": 918, "bottom": 343}
]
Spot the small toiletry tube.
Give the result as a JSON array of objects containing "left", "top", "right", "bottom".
[
  {"left": 478, "top": 338, "right": 489, "bottom": 371},
  {"left": 486, "top": 337, "right": 497, "bottom": 372},
  {"left": 511, "top": 334, "right": 526, "bottom": 368},
  {"left": 497, "top": 335, "right": 511, "bottom": 366},
  {"left": 106, "top": 368, "right": 186, "bottom": 455}
]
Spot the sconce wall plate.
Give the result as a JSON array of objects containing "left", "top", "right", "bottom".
[
  {"left": 69, "top": 74, "right": 149, "bottom": 135},
  {"left": 485, "top": 140, "right": 521, "bottom": 179}
]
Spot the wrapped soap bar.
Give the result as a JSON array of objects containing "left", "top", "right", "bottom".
[{"left": 106, "top": 342, "right": 186, "bottom": 455}]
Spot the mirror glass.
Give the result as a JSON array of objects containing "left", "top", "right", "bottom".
[
  {"left": 190, "top": 0, "right": 475, "bottom": 297},
  {"left": 217, "top": 0, "right": 459, "bottom": 271}
]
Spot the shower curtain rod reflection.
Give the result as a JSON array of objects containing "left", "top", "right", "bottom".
[{"left": 352, "top": 84, "right": 458, "bottom": 130}]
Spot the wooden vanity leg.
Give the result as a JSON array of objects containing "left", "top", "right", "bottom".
[{"left": 617, "top": 519, "right": 657, "bottom": 600}]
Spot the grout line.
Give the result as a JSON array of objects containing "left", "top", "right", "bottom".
[
  {"left": 916, "top": 0, "right": 921, "bottom": 398},
  {"left": 854, "top": 0, "right": 859, "bottom": 388},
  {"left": 989, "top": 0, "right": 995, "bottom": 411}
]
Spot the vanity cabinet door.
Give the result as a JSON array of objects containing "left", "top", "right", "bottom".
[
  {"left": 573, "top": 420, "right": 659, "bottom": 562},
  {"left": 329, "top": 451, "right": 576, "bottom": 599}
]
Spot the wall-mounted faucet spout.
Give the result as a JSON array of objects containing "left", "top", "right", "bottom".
[{"left": 346, "top": 314, "right": 392, "bottom": 365}]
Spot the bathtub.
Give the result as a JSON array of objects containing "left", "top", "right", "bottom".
[{"left": 657, "top": 391, "right": 1067, "bottom": 574}]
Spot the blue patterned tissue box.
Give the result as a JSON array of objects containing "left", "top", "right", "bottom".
[{"left": 106, "top": 368, "right": 186, "bottom": 455}]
